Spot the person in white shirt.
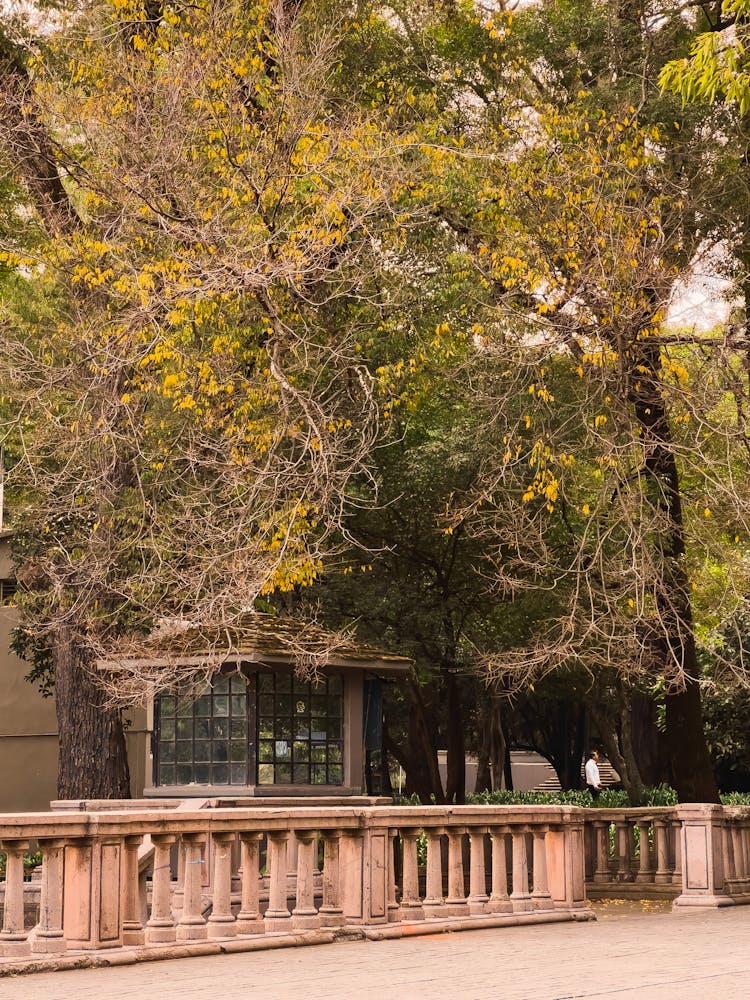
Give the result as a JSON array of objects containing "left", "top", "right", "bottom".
[{"left": 585, "top": 749, "right": 603, "bottom": 799}]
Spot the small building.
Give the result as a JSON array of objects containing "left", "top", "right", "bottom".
[{"left": 101, "top": 615, "right": 412, "bottom": 799}]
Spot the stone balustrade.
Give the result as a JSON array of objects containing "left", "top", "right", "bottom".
[
  {"left": 582, "top": 806, "right": 681, "bottom": 899},
  {"left": 0, "top": 804, "right": 591, "bottom": 969}
]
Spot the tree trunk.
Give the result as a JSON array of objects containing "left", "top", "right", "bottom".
[
  {"left": 630, "top": 338, "right": 719, "bottom": 803},
  {"left": 52, "top": 627, "right": 131, "bottom": 800},
  {"left": 445, "top": 672, "right": 466, "bottom": 803}
]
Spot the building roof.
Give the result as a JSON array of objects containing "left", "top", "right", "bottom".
[{"left": 99, "top": 614, "right": 412, "bottom": 676}]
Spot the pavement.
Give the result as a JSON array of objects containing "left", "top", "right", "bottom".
[{"left": 1, "top": 901, "right": 749, "bottom": 1000}]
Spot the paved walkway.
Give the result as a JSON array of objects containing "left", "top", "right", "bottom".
[{"left": 1, "top": 902, "right": 749, "bottom": 1000}]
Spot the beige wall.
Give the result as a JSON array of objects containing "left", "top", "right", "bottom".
[{"left": 0, "top": 602, "right": 148, "bottom": 814}]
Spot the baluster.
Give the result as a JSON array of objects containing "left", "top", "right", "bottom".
[
  {"left": 614, "top": 821, "right": 630, "bottom": 881},
  {"left": 399, "top": 828, "right": 424, "bottom": 920},
  {"left": 635, "top": 820, "right": 654, "bottom": 883},
  {"left": 488, "top": 826, "right": 512, "bottom": 913},
  {"left": 292, "top": 830, "right": 320, "bottom": 931},
  {"left": 732, "top": 820, "right": 747, "bottom": 884},
  {"left": 593, "top": 821, "right": 610, "bottom": 883},
  {"left": 467, "top": 829, "right": 489, "bottom": 915},
  {"left": 422, "top": 829, "right": 445, "bottom": 918},
  {"left": 653, "top": 820, "right": 672, "bottom": 884},
  {"left": 207, "top": 831, "right": 236, "bottom": 939},
  {"left": 264, "top": 831, "right": 292, "bottom": 932},
  {"left": 510, "top": 827, "right": 533, "bottom": 912},
  {"left": 146, "top": 834, "right": 177, "bottom": 944},
  {"left": 319, "top": 829, "right": 345, "bottom": 928},
  {"left": 236, "top": 832, "right": 264, "bottom": 935},
  {"left": 0, "top": 839, "right": 30, "bottom": 956},
  {"left": 176, "top": 833, "right": 207, "bottom": 942},
  {"left": 445, "top": 828, "right": 468, "bottom": 916},
  {"left": 722, "top": 821, "right": 735, "bottom": 893},
  {"left": 30, "top": 838, "right": 66, "bottom": 955},
  {"left": 671, "top": 820, "right": 682, "bottom": 887},
  {"left": 531, "top": 826, "right": 551, "bottom": 907},
  {"left": 387, "top": 830, "right": 400, "bottom": 923},
  {"left": 122, "top": 835, "right": 145, "bottom": 946}
]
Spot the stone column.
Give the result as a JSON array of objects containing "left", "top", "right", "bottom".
[
  {"left": 207, "top": 832, "right": 237, "bottom": 939},
  {"left": 319, "top": 830, "right": 345, "bottom": 928},
  {"left": 467, "top": 829, "right": 489, "bottom": 915},
  {"left": 422, "top": 830, "right": 445, "bottom": 918},
  {"left": 264, "top": 831, "right": 292, "bottom": 932},
  {"left": 444, "top": 828, "right": 468, "bottom": 917},
  {"left": 593, "top": 822, "right": 610, "bottom": 883},
  {"left": 399, "top": 829, "right": 425, "bottom": 920},
  {"left": 31, "top": 838, "right": 67, "bottom": 955},
  {"left": 236, "top": 832, "right": 264, "bottom": 935},
  {"left": 531, "top": 826, "right": 551, "bottom": 907},
  {"left": 653, "top": 820, "right": 672, "bottom": 885},
  {"left": 673, "top": 804, "right": 734, "bottom": 908},
  {"left": 122, "top": 835, "right": 145, "bottom": 946},
  {"left": 292, "top": 830, "right": 321, "bottom": 931},
  {"left": 488, "top": 827, "right": 512, "bottom": 913},
  {"left": 635, "top": 821, "right": 654, "bottom": 884},
  {"left": 176, "top": 833, "right": 208, "bottom": 942},
  {"left": 510, "top": 829, "right": 533, "bottom": 912},
  {"left": 0, "top": 839, "right": 30, "bottom": 957},
  {"left": 614, "top": 821, "right": 631, "bottom": 881},
  {"left": 146, "top": 834, "right": 177, "bottom": 944}
]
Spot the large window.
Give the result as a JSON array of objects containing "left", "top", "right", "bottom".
[{"left": 155, "top": 670, "right": 343, "bottom": 787}]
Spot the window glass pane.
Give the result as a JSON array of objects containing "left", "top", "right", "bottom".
[
  {"left": 160, "top": 697, "right": 175, "bottom": 717},
  {"left": 159, "top": 764, "right": 175, "bottom": 784},
  {"left": 275, "top": 739, "right": 290, "bottom": 759},
  {"left": 328, "top": 764, "right": 343, "bottom": 785},
  {"left": 231, "top": 741, "right": 246, "bottom": 763},
  {"left": 159, "top": 742, "right": 175, "bottom": 764},
  {"left": 311, "top": 717, "right": 327, "bottom": 737},
  {"left": 230, "top": 674, "right": 246, "bottom": 693},
  {"left": 195, "top": 696, "right": 211, "bottom": 717},
  {"left": 311, "top": 695, "right": 327, "bottom": 715},
  {"left": 327, "top": 717, "right": 342, "bottom": 740},
  {"left": 274, "top": 718, "right": 292, "bottom": 740},
  {"left": 231, "top": 694, "right": 245, "bottom": 716},
  {"left": 175, "top": 764, "right": 192, "bottom": 783},
  {"left": 230, "top": 718, "right": 246, "bottom": 739},
  {"left": 195, "top": 718, "right": 210, "bottom": 740},
  {"left": 176, "top": 719, "right": 192, "bottom": 739},
  {"left": 328, "top": 744, "right": 342, "bottom": 763},
  {"left": 231, "top": 763, "right": 246, "bottom": 784},
  {"left": 160, "top": 719, "right": 175, "bottom": 741},
  {"left": 212, "top": 718, "right": 229, "bottom": 739},
  {"left": 327, "top": 675, "right": 342, "bottom": 695},
  {"left": 258, "top": 740, "right": 274, "bottom": 762},
  {"left": 293, "top": 764, "right": 309, "bottom": 783},
  {"left": 176, "top": 741, "right": 193, "bottom": 763},
  {"left": 311, "top": 765, "right": 327, "bottom": 784},
  {"left": 275, "top": 674, "right": 291, "bottom": 693},
  {"left": 213, "top": 675, "right": 229, "bottom": 694},
  {"left": 212, "top": 764, "right": 229, "bottom": 784},
  {"left": 293, "top": 741, "right": 309, "bottom": 762},
  {"left": 213, "top": 743, "right": 228, "bottom": 763},
  {"left": 294, "top": 718, "right": 309, "bottom": 739},
  {"left": 276, "top": 695, "right": 292, "bottom": 716},
  {"left": 275, "top": 764, "right": 292, "bottom": 783},
  {"left": 195, "top": 764, "right": 210, "bottom": 784},
  {"left": 177, "top": 699, "right": 193, "bottom": 718},
  {"left": 258, "top": 695, "right": 274, "bottom": 717},
  {"left": 194, "top": 740, "right": 210, "bottom": 762},
  {"left": 258, "top": 674, "right": 273, "bottom": 693},
  {"left": 213, "top": 695, "right": 229, "bottom": 717},
  {"left": 258, "top": 719, "right": 273, "bottom": 739},
  {"left": 257, "top": 763, "right": 274, "bottom": 784}
]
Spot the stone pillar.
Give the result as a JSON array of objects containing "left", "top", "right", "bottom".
[
  {"left": 510, "top": 829, "right": 533, "bottom": 912},
  {"left": 653, "top": 820, "right": 672, "bottom": 885},
  {"left": 292, "top": 830, "right": 321, "bottom": 931},
  {"left": 0, "top": 839, "right": 30, "bottom": 957},
  {"left": 422, "top": 830, "right": 445, "bottom": 918},
  {"left": 264, "top": 831, "right": 292, "bottom": 932},
  {"left": 635, "top": 821, "right": 654, "bottom": 884},
  {"left": 207, "top": 832, "right": 237, "bottom": 939},
  {"left": 176, "top": 833, "right": 208, "bottom": 942},
  {"left": 31, "top": 838, "right": 67, "bottom": 955},
  {"left": 399, "top": 829, "right": 425, "bottom": 920},
  {"left": 546, "top": 814, "right": 589, "bottom": 914},
  {"left": 488, "top": 827, "right": 512, "bottom": 913},
  {"left": 122, "top": 835, "right": 145, "bottom": 946},
  {"left": 444, "top": 829, "right": 468, "bottom": 917},
  {"left": 531, "top": 826, "right": 551, "bottom": 907},
  {"left": 236, "top": 832, "right": 264, "bottom": 935},
  {"left": 593, "top": 822, "right": 610, "bottom": 883},
  {"left": 319, "top": 829, "right": 345, "bottom": 928},
  {"left": 146, "top": 834, "right": 177, "bottom": 944},
  {"left": 467, "top": 829, "right": 489, "bottom": 915},
  {"left": 673, "top": 804, "right": 734, "bottom": 908},
  {"left": 614, "top": 821, "right": 631, "bottom": 881}
]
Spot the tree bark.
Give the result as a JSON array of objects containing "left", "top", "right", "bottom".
[
  {"left": 630, "top": 338, "right": 719, "bottom": 803},
  {"left": 444, "top": 672, "right": 465, "bottom": 803},
  {"left": 52, "top": 627, "right": 131, "bottom": 800}
]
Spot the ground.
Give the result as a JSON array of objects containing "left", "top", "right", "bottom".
[{"left": 0, "top": 901, "right": 748, "bottom": 1000}]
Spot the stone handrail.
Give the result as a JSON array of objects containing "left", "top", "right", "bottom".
[
  {"left": 0, "top": 804, "right": 592, "bottom": 967},
  {"left": 581, "top": 803, "right": 750, "bottom": 906}
]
